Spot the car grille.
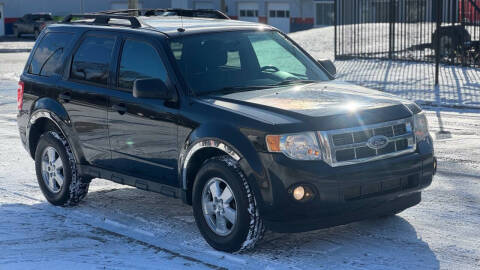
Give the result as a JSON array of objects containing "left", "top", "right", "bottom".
[{"left": 318, "top": 118, "right": 416, "bottom": 166}]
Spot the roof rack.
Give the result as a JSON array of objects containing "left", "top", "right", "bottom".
[
  {"left": 98, "top": 8, "right": 230, "bottom": 20},
  {"left": 62, "top": 14, "right": 142, "bottom": 28}
]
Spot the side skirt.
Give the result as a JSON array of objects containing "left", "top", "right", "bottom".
[{"left": 78, "top": 164, "right": 187, "bottom": 201}]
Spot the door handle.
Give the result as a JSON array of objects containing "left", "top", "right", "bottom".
[
  {"left": 59, "top": 92, "right": 71, "bottom": 103},
  {"left": 112, "top": 103, "right": 127, "bottom": 115}
]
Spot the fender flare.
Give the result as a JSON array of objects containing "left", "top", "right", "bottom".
[
  {"left": 181, "top": 138, "right": 241, "bottom": 190},
  {"left": 27, "top": 98, "right": 83, "bottom": 163},
  {"left": 179, "top": 123, "right": 267, "bottom": 206}
]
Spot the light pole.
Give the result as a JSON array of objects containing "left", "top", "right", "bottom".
[
  {"left": 220, "top": 0, "right": 226, "bottom": 12},
  {"left": 128, "top": 0, "right": 139, "bottom": 15},
  {"left": 80, "top": 0, "right": 84, "bottom": 13}
]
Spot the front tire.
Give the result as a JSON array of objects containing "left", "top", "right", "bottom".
[
  {"left": 192, "top": 156, "right": 265, "bottom": 252},
  {"left": 35, "top": 131, "right": 89, "bottom": 206}
]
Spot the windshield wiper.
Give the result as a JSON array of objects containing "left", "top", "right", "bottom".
[
  {"left": 272, "top": 79, "right": 317, "bottom": 86},
  {"left": 197, "top": 80, "right": 317, "bottom": 96}
]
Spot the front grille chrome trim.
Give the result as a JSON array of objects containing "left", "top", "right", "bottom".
[{"left": 318, "top": 118, "right": 416, "bottom": 167}]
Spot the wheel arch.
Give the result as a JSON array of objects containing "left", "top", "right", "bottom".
[
  {"left": 27, "top": 98, "right": 83, "bottom": 163},
  {"left": 179, "top": 124, "right": 267, "bottom": 208}
]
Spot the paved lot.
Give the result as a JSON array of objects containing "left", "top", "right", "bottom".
[{"left": 0, "top": 38, "right": 479, "bottom": 269}]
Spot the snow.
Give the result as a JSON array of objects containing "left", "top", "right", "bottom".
[
  {"left": 1, "top": 34, "right": 480, "bottom": 269},
  {"left": 290, "top": 27, "right": 480, "bottom": 108}
]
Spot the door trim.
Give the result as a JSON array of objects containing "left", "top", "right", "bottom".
[{"left": 79, "top": 164, "right": 184, "bottom": 199}]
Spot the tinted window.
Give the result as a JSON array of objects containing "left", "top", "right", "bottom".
[
  {"left": 32, "top": 14, "right": 53, "bottom": 21},
  {"left": 118, "top": 40, "right": 167, "bottom": 90},
  {"left": 71, "top": 36, "right": 115, "bottom": 85},
  {"left": 29, "top": 32, "right": 74, "bottom": 76},
  {"left": 170, "top": 42, "right": 183, "bottom": 60}
]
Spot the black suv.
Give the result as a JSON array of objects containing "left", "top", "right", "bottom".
[
  {"left": 13, "top": 13, "right": 55, "bottom": 39},
  {"left": 17, "top": 12, "right": 436, "bottom": 252}
]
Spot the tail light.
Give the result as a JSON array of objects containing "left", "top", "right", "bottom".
[{"left": 17, "top": 81, "right": 24, "bottom": 111}]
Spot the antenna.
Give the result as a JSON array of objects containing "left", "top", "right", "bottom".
[{"left": 177, "top": 13, "right": 185, "bottom": 32}]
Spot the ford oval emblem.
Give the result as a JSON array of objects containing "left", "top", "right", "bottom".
[{"left": 366, "top": 135, "right": 389, "bottom": 150}]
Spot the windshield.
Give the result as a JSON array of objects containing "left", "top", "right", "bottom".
[{"left": 169, "top": 30, "right": 329, "bottom": 95}]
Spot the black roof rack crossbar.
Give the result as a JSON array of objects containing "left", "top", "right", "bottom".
[
  {"left": 62, "top": 14, "right": 142, "bottom": 28},
  {"left": 98, "top": 8, "right": 230, "bottom": 19}
]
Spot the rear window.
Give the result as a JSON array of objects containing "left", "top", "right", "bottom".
[
  {"left": 28, "top": 32, "right": 74, "bottom": 76},
  {"left": 32, "top": 15, "right": 53, "bottom": 21},
  {"left": 70, "top": 36, "right": 115, "bottom": 85}
]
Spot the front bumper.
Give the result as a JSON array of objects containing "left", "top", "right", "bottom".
[{"left": 256, "top": 140, "right": 435, "bottom": 233}]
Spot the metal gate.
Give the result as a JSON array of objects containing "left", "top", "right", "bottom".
[{"left": 335, "top": 0, "right": 480, "bottom": 84}]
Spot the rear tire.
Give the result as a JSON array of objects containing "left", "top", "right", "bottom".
[
  {"left": 192, "top": 156, "right": 265, "bottom": 252},
  {"left": 35, "top": 131, "right": 89, "bottom": 206}
]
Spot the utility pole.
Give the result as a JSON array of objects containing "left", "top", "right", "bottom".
[
  {"left": 220, "top": 0, "right": 226, "bottom": 12},
  {"left": 128, "top": 0, "right": 139, "bottom": 15},
  {"left": 80, "top": 0, "right": 84, "bottom": 14}
]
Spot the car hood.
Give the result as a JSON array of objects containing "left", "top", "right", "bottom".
[{"left": 208, "top": 81, "right": 415, "bottom": 119}]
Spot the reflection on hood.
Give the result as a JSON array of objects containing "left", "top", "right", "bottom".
[{"left": 214, "top": 81, "right": 412, "bottom": 118}]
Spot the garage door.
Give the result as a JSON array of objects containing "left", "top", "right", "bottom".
[
  {"left": 0, "top": 4, "right": 4, "bottom": 37},
  {"left": 315, "top": 1, "right": 334, "bottom": 26},
  {"left": 194, "top": 1, "right": 214, "bottom": 9},
  {"left": 238, "top": 2, "right": 259, "bottom": 22},
  {"left": 267, "top": 3, "right": 290, "bottom": 33}
]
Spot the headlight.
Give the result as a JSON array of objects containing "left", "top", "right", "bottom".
[
  {"left": 414, "top": 112, "right": 430, "bottom": 142},
  {"left": 266, "top": 132, "right": 322, "bottom": 160}
]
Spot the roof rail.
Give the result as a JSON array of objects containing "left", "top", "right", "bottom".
[
  {"left": 62, "top": 14, "right": 142, "bottom": 28},
  {"left": 98, "top": 8, "right": 230, "bottom": 19}
]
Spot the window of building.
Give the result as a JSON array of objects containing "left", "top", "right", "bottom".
[
  {"left": 118, "top": 40, "right": 167, "bottom": 90},
  {"left": 240, "top": 9, "right": 258, "bottom": 18},
  {"left": 269, "top": 10, "right": 290, "bottom": 18},
  {"left": 70, "top": 36, "right": 115, "bottom": 85}
]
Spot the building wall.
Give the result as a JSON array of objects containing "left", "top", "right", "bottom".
[
  {"left": 225, "top": 0, "right": 315, "bottom": 32},
  {"left": 0, "top": 0, "right": 324, "bottom": 36},
  {"left": 0, "top": 0, "right": 171, "bottom": 35}
]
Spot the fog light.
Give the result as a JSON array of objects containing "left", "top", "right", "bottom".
[{"left": 293, "top": 186, "right": 305, "bottom": 200}]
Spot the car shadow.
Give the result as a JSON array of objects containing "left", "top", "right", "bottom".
[{"left": 57, "top": 183, "right": 441, "bottom": 269}]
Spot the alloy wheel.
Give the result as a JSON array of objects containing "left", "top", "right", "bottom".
[
  {"left": 201, "top": 177, "right": 238, "bottom": 236},
  {"left": 41, "top": 146, "right": 64, "bottom": 193}
]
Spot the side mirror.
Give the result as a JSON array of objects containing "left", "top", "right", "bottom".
[
  {"left": 318, "top": 59, "right": 337, "bottom": 78},
  {"left": 133, "top": 79, "right": 173, "bottom": 100}
]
